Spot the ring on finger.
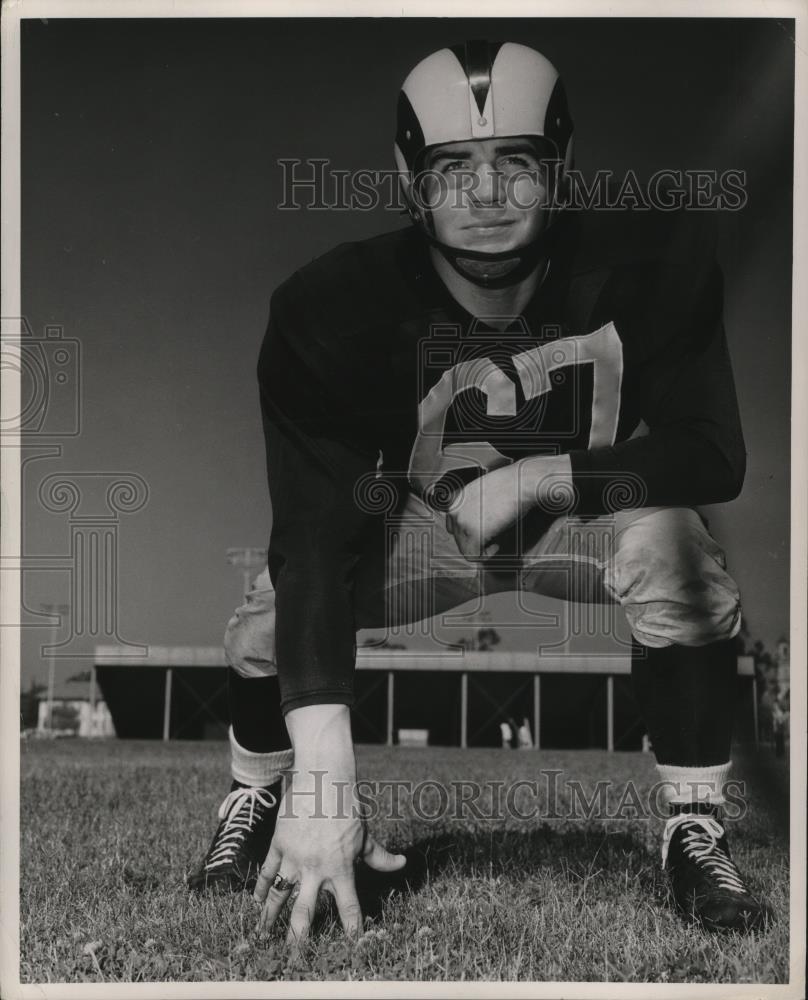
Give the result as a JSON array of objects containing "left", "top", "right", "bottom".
[{"left": 271, "top": 873, "right": 297, "bottom": 893}]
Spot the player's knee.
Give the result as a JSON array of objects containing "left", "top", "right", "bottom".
[
  {"left": 224, "top": 614, "right": 278, "bottom": 678},
  {"left": 623, "top": 588, "right": 742, "bottom": 647},
  {"left": 226, "top": 655, "right": 277, "bottom": 679},
  {"left": 608, "top": 508, "right": 742, "bottom": 647},
  {"left": 223, "top": 578, "right": 277, "bottom": 679}
]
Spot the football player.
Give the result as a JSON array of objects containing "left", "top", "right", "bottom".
[{"left": 188, "top": 40, "right": 767, "bottom": 944}]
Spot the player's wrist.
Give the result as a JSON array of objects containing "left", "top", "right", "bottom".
[
  {"left": 517, "top": 454, "right": 573, "bottom": 512},
  {"left": 286, "top": 703, "right": 356, "bottom": 771}
]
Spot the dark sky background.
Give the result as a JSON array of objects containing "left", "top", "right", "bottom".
[{"left": 19, "top": 17, "right": 794, "bottom": 685}]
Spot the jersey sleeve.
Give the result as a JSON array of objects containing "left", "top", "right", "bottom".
[
  {"left": 258, "top": 272, "right": 382, "bottom": 714},
  {"left": 566, "top": 244, "right": 746, "bottom": 516}
]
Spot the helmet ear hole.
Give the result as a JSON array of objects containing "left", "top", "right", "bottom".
[{"left": 395, "top": 169, "right": 427, "bottom": 227}]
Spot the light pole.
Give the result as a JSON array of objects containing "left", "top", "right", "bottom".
[
  {"left": 40, "top": 603, "right": 69, "bottom": 735},
  {"left": 226, "top": 548, "right": 268, "bottom": 601}
]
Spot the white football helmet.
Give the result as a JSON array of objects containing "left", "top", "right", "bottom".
[{"left": 394, "top": 40, "right": 574, "bottom": 285}]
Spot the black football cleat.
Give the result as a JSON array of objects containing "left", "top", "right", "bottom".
[
  {"left": 661, "top": 803, "right": 769, "bottom": 932},
  {"left": 187, "top": 780, "right": 282, "bottom": 894}
]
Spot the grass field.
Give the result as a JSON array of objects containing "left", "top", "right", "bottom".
[{"left": 20, "top": 738, "right": 790, "bottom": 984}]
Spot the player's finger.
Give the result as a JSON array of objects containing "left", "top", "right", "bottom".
[
  {"left": 253, "top": 842, "right": 282, "bottom": 904},
  {"left": 460, "top": 541, "right": 486, "bottom": 563},
  {"left": 328, "top": 874, "right": 364, "bottom": 939},
  {"left": 257, "top": 873, "right": 298, "bottom": 936},
  {"left": 362, "top": 833, "right": 407, "bottom": 873},
  {"left": 257, "top": 883, "right": 295, "bottom": 936},
  {"left": 285, "top": 877, "right": 320, "bottom": 953}
]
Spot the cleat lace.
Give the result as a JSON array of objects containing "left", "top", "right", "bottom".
[
  {"left": 661, "top": 812, "right": 747, "bottom": 894},
  {"left": 204, "top": 786, "right": 278, "bottom": 872}
]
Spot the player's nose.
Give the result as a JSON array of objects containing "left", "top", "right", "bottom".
[{"left": 469, "top": 162, "right": 505, "bottom": 208}]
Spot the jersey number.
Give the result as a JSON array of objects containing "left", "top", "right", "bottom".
[{"left": 407, "top": 322, "right": 624, "bottom": 495}]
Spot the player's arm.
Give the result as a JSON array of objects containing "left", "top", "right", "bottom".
[
  {"left": 563, "top": 258, "right": 746, "bottom": 516},
  {"left": 260, "top": 384, "right": 375, "bottom": 715},
  {"left": 253, "top": 284, "right": 405, "bottom": 950},
  {"left": 447, "top": 255, "right": 745, "bottom": 557},
  {"left": 256, "top": 275, "right": 388, "bottom": 713}
]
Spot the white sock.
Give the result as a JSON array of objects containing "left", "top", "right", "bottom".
[
  {"left": 229, "top": 727, "right": 293, "bottom": 787},
  {"left": 656, "top": 761, "right": 732, "bottom": 809}
]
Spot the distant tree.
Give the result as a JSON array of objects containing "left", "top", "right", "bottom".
[
  {"left": 449, "top": 629, "right": 502, "bottom": 652},
  {"left": 741, "top": 632, "right": 789, "bottom": 750},
  {"left": 752, "top": 642, "right": 774, "bottom": 681},
  {"left": 476, "top": 627, "right": 501, "bottom": 651}
]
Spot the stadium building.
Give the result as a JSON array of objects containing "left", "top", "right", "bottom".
[{"left": 93, "top": 644, "right": 758, "bottom": 750}]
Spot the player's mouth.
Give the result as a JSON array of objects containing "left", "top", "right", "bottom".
[
  {"left": 457, "top": 220, "right": 520, "bottom": 252},
  {"left": 461, "top": 220, "right": 515, "bottom": 232},
  {"left": 460, "top": 221, "right": 518, "bottom": 246}
]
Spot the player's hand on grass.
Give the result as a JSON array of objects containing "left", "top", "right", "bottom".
[{"left": 253, "top": 704, "right": 406, "bottom": 957}]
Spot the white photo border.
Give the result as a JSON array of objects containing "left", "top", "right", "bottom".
[{"left": 1, "top": 2, "right": 805, "bottom": 998}]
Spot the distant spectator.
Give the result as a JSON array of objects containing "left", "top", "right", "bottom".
[{"left": 772, "top": 690, "right": 789, "bottom": 759}]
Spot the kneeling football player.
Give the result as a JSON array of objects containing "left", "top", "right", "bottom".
[{"left": 188, "top": 40, "right": 767, "bottom": 942}]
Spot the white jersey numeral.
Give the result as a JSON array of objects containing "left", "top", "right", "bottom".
[{"left": 407, "top": 322, "right": 623, "bottom": 495}]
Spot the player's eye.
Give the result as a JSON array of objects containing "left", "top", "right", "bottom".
[
  {"left": 440, "top": 160, "right": 471, "bottom": 174},
  {"left": 499, "top": 154, "right": 540, "bottom": 171}
]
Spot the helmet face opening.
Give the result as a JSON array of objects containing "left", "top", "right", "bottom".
[
  {"left": 418, "top": 133, "right": 559, "bottom": 175},
  {"left": 412, "top": 134, "right": 561, "bottom": 213}
]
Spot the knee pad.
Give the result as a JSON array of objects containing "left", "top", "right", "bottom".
[
  {"left": 223, "top": 571, "right": 277, "bottom": 678},
  {"left": 605, "top": 508, "right": 742, "bottom": 647}
]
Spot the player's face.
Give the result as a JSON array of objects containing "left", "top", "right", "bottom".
[{"left": 420, "top": 138, "right": 549, "bottom": 252}]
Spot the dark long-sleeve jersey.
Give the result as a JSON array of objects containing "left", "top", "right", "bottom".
[{"left": 257, "top": 211, "right": 746, "bottom": 713}]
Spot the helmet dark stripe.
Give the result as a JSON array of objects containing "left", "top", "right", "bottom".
[
  {"left": 395, "top": 90, "right": 426, "bottom": 171},
  {"left": 543, "top": 76, "right": 574, "bottom": 162},
  {"left": 449, "top": 39, "right": 503, "bottom": 116}
]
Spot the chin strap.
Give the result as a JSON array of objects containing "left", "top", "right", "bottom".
[{"left": 422, "top": 226, "right": 557, "bottom": 288}]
